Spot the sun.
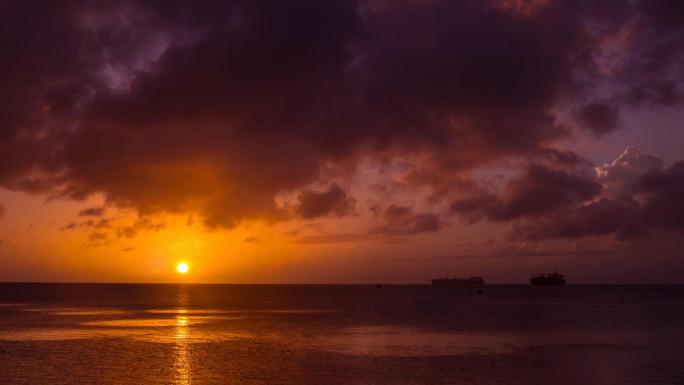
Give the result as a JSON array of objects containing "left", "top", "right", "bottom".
[{"left": 176, "top": 262, "right": 189, "bottom": 274}]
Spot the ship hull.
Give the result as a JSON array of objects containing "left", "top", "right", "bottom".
[
  {"left": 432, "top": 280, "right": 484, "bottom": 286},
  {"left": 530, "top": 278, "right": 565, "bottom": 285}
]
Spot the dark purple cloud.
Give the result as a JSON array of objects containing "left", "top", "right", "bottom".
[
  {"left": 637, "top": 161, "right": 684, "bottom": 231},
  {"left": 453, "top": 147, "right": 684, "bottom": 241},
  {"left": 451, "top": 165, "right": 602, "bottom": 222},
  {"left": 370, "top": 205, "right": 440, "bottom": 236},
  {"left": 295, "top": 183, "right": 356, "bottom": 219},
  {"left": 0, "top": 0, "right": 683, "bottom": 238},
  {"left": 596, "top": 146, "right": 664, "bottom": 197},
  {"left": 512, "top": 197, "right": 646, "bottom": 240},
  {"left": 513, "top": 160, "right": 684, "bottom": 241},
  {"left": 607, "top": 0, "right": 684, "bottom": 108},
  {"left": 576, "top": 103, "right": 620, "bottom": 135},
  {"left": 621, "top": 79, "right": 682, "bottom": 107}
]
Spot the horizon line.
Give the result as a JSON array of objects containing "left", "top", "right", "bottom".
[{"left": 1, "top": 281, "right": 683, "bottom": 285}]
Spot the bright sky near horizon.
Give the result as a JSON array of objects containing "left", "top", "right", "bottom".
[{"left": 1, "top": 0, "right": 684, "bottom": 283}]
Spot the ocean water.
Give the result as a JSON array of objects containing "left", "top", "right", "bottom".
[{"left": 1, "top": 284, "right": 683, "bottom": 384}]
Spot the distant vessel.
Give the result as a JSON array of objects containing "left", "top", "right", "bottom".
[
  {"left": 530, "top": 271, "right": 565, "bottom": 285},
  {"left": 432, "top": 276, "right": 485, "bottom": 286}
]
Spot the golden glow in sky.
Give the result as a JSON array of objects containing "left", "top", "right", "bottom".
[{"left": 176, "top": 262, "right": 189, "bottom": 274}]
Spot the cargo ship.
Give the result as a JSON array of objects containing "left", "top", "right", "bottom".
[
  {"left": 431, "top": 276, "right": 485, "bottom": 286},
  {"left": 530, "top": 271, "right": 565, "bottom": 285}
]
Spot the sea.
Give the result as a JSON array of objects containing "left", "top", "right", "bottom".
[{"left": 1, "top": 283, "right": 683, "bottom": 384}]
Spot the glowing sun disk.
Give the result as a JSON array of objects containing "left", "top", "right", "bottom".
[{"left": 176, "top": 262, "right": 189, "bottom": 274}]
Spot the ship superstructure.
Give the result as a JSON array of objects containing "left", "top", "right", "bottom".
[{"left": 530, "top": 271, "right": 565, "bottom": 285}]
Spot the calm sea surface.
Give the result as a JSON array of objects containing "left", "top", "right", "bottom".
[{"left": 1, "top": 284, "right": 683, "bottom": 384}]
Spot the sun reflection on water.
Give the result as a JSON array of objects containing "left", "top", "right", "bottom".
[
  {"left": 174, "top": 287, "right": 191, "bottom": 385},
  {"left": 174, "top": 315, "right": 191, "bottom": 385}
]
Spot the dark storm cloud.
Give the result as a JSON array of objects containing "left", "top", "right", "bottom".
[
  {"left": 294, "top": 184, "right": 356, "bottom": 219},
  {"left": 512, "top": 197, "right": 646, "bottom": 240},
  {"left": 576, "top": 103, "right": 620, "bottom": 135},
  {"left": 596, "top": 146, "right": 664, "bottom": 197},
  {"left": 451, "top": 165, "right": 602, "bottom": 222},
  {"left": 607, "top": 0, "right": 684, "bottom": 108},
  {"left": 1, "top": 0, "right": 683, "bottom": 236},
  {"left": 637, "top": 161, "right": 684, "bottom": 231},
  {"left": 514, "top": 161, "right": 684, "bottom": 241},
  {"left": 370, "top": 205, "right": 440, "bottom": 236},
  {"left": 454, "top": 148, "right": 684, "bottom": 241},
  {"left": 0, "top": 2, "right": 79, "bottom": 190},
  {"left": 621, "top": 80, "right": 682, "bottom": 107}
]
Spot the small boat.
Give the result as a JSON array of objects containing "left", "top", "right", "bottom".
[
  {"left": 431, "top": 276, "right": 485, "bottom": 286},
  {"left": 530, "top": 271, "right": 565, "bottom": 285}
]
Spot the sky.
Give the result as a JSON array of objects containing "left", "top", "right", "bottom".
[{"left": 1, "top": 0, "right": 683, "bottom": 283}]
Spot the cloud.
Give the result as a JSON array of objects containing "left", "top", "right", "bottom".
[
  {"left": 61, "top": 222, "right": 78, "bottom": 231},
  {"left": 602, "top": 1, "right": 684, "bottom": 109},
  {"left": 88, "top": 232, "right": 108, "bottom": 242},
  {"left": 116, "top": 217, "right": 165, "bottom": 239},
  {"left": 117, "top": 227, "right": 136, "bottom": 239},
  {"left": 451, "top": 164, "right": 602, "bottom": 222},
  {"left": 370, "top": 205, "right": 440, "bottom": 236},
  {"left": 512, "top": 163, "right": 684, "bottom": 240},
  {"left": 0, "top": 0, "right": 682, "bottom": 236},
  {"left": 621, "top": 79, "right": 682, "bottom": 107},
  {"left": 89, "top": 218, "right": 111, "bottom": 228},
  {"left": 596, "top": 146, "right": 664, "bottom": 197},
  {"left": 78, "top": 206, "right": 105, "bottom": 217},
  {"left": 0, "top": 204, "right": 5, "bottom": 219},
  {"left": 243, "top": 236, "right": 259, "bottom": 243},
  {"left": 453, "top": 147, "right": 684, "bottom": 241},
  {"left": 291, "top": 233, "right": 374, "bottom": 245},
  {"left": 512, "top": 197, "right": 646, "bottom": 240},
  {"left": 294, "top": 183, "right": 356, "bottom": 219},
  {"left": 576, "top": 103, "right": 620, "bottom": 135},
  {"left": 637, "top": 160, "right": 684, "bottom": 231},
  {"left": 61, "top": 218, "right": 110, "bottom": 231},
  {"left": 86, "top": 230, "right": 111, "bottom": 247}
]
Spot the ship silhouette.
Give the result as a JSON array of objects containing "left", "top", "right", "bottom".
[
  {"left": 431, "top": 276, "right": 485, "bottom": 286},
  {"left": 530, "top": 271, "right": 565, "bottom": 285}
]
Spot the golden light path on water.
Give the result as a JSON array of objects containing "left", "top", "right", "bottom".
[
  {"left": 174, "top": 288, "right": 191, "bottom": 385},
  {"left": 174, "top": 315, "right": 191, "bottom": 385}
]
